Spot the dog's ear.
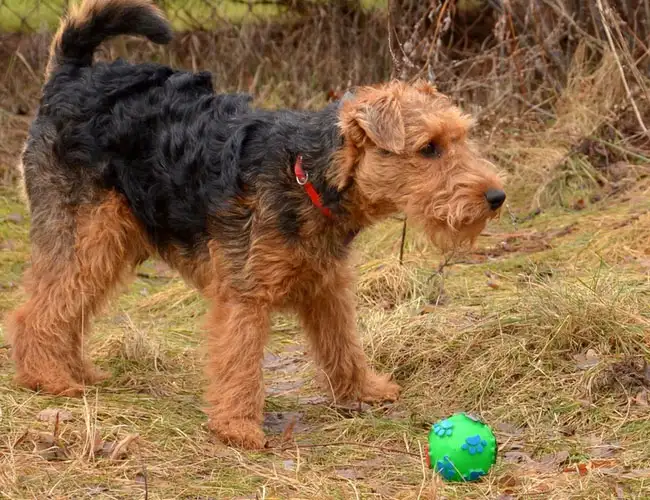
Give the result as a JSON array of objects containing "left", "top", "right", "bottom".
[{"left": 341, "top": 93, "right": 405, "bottom": 154}]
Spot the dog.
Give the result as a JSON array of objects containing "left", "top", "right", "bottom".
[{"left": 6, "top": 0, "right": 506, "bottom": 449}]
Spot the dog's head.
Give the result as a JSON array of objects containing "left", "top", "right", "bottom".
[{"left": 335, "top": 80, "right": 505, "bottom": 250}]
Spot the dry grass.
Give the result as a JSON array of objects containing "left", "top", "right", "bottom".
[
  {"left": 2, "top": 171, "right": 650, "bottom": 498},
  {"left": 2, "top": 2, "right": 650, "bottom": 498}
]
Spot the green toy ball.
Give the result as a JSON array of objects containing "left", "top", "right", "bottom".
[{"left": 426, "top": 412, "right": 497, "bottom": 482}]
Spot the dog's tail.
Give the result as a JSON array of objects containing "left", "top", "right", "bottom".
[{"left": 45, "top": 0, "right": 172, "bottom": 77}]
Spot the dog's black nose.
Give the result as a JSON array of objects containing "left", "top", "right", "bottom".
[{"left": 485, "top": 188, "right": 506, "bottom": 210}]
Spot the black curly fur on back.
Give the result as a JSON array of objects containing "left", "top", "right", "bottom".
[{"left": 33, "top": 58, "right": 348, "bottom": 257}]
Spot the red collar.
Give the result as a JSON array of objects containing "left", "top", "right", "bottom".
[{"left": 294, "top": 154, "right": 332, "bottom": 218}]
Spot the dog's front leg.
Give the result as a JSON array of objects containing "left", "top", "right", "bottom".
[
  {"left": 296, "top": 264, "right": 401, "bottom": 404},
  {"left": 203, "top": 293, "right": 269, "bottom": 449}
]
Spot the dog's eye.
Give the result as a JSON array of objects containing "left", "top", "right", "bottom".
[
  {"left": 378, "top": 148, "right": 391, "bottom": 156},
  {"left": 420, "top": 141, "right": 441, "bottom": 158}
]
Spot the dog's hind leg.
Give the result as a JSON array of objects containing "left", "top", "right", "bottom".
[{"left": 6, "top": 191, "right": 150, "bottom": 396}]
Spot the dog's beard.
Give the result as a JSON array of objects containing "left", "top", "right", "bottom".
[
  {"left": 425, "top": 219, "right": 487, "bottom": 253},
  {"left": 419, "top": 201, "right": 499, "bottom": 253}
]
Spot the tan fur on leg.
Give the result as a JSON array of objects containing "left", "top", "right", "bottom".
[
  {"left": 6, "top": 193, "right": 150, "bottom": 395},
  {"left": 295, "top": 263, "right": 400, "bottom": 404},
  {"left": 202, "top": 287, "right": 270, "bottom": 449}
]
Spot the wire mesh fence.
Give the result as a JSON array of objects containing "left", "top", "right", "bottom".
[
  {"left": 0, "top": 0, "right": 294, "bottom": 33},
  {"left": 0, "top": 0, "right": 67, "bottom": 32}
]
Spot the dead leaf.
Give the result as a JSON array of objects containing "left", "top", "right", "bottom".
[
  {"left": 633, "top": 389, "right": 649, "bottom": 406},
  {"left": 263, "top": 412, "right": 307, "bottom": 435},
  {"left": 332, "top": 401, "right": 372, "bottom": 416},
  {"left": 621, "top": 468, "right": 650, "bottom": 478},
  {"left": 378, "top": 299, "right": 395, "bottom": 310},
  {"left": 87, "top": 430, "right": 116, "bottom": 459},
  {"left": 487, "top": 279, "right": 500, "bottom": 289},
  {"left": 37, "top": 408, "right": 73, "bottom": 423},
  {"left": 505, "top": 450, "right": 569, "bottom": 473},
  {"left": 98, "top": 441, "right": 116, "bottom": 457},
  {"left": 606, "top": 162, "right": 636, "bottom": 182},
  {"left": 419, "top": 304, "right": 438, "bottom": 315},
  {"left": 53, "top": 411, "right": 61, "bottom": 439},
  {"left": 572, "top": 198, "right": 586, "bottom": 211},
  {"left": 283, "top": 459, "right": 295, "bottom": 471},
  {"left": 298, "top": 395, "right": 329, "bottom": 405},
  {"left": 538, "top": 450, "right": 570, "bottom": 470},
  {"left": 33, "top": 431, "right": 69, "bottom": 461},
  {"left": 263, "top": 351, "right": 281, "bottom": 366},
  {"left": 135, "top": 472, "right": 147, "bottom": 485},
  {"left": 336, "top": 468, "right": 363, "bottom": 480},
  {"left": 86, "top": 486, "right": 109, "bottom": 496},
  {"left": 563, "top": 459, "right": 618, "bottom": 475},
  {"left": 91, "top": 431, "right": 104, "bottom": 457},
  {"left": 495, "top": 421, "right": 523, "bottom": 436},
  {"left": 281, "top": 416, "right": 296, "bottom": 443},
  {"left": 590, "top": 445, "right": 620, "bottom": 458},
  {"left": 109, "top": 433, "right": 139, "bottom": 460},
  {"left": 559, "top": 425, "right": 576, "bottom": 436},
  {"left": 266, "top": 379, "right": 305, "bottom": 396},
  {"left": 573, "top": 349, "right": 600, "bottom": 370},
  {"left": 263, "top": 352, "right": 303, "bottom": 373},
  {"left": 504, "top": 451, "right": 533, "bottom": 464},
  {"left": 34, "top": 431, "right": 55, "bottom": 447}
]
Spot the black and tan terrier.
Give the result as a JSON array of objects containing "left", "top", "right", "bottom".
[{"left": 6, "top": 0, "right": 506, "bottom": 449}]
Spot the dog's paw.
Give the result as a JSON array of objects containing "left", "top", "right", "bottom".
[
  {"left": 358, "top": 372, "right": 401, "bottom": 403},
  {"left": 208, "top": 418, "right": 267, "bottom": 450},
  {"left": 78, "top": 362, "right": 110, "bottom": 385},
  {"left": 15, "top": 372, "right": 85, "bottom": 397}
]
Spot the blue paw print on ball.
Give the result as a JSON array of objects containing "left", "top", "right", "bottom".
[
  {"left": 433, "top": 419, "right": 454, "bottom": 437},
  {"left": 461, "top": 435, "right": 487, "bottom": 455},
  {"left": 435, "top": 456, "right": 456, "bottom": 480},
  {"left": 464, "top": 469, "right": 486, "bottom": 481}
]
